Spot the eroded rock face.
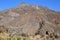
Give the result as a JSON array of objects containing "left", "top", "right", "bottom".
[
  {"left": 4, "top": 13, "right": 43, "bottom": 36},
  {"left": 0, "top": 4, "right": 60, "bottom": 39}
]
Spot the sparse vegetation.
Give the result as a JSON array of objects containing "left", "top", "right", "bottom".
[
  {"left": 0, "top": 33, "right": 59, "bottom": 40},
  {"left": 0, "top": 32, "right": 9, "bottom": 40}
]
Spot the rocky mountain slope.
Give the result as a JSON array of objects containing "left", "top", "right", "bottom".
[{"left": 0, "top": 3, "right": 60, "bottom": 40}]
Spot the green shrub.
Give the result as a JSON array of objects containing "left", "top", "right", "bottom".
[{"left": 11, "top": 36, "right": 23, "bottom": 40}]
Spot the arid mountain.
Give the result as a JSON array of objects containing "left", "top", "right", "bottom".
[{"left": 0, "top": 3, "right": 60, "bottom": 40}]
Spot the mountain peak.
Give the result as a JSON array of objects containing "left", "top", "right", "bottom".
[
  {"left": 20, "top": 2, "right": 27, "bottom": 6},
  {"left": 0, "top": 3, "right": 60, "bottom": 40}
]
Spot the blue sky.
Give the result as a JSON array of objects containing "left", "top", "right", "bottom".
[{"left": 0, "top": 0, "right": 60, "bottom": 11}]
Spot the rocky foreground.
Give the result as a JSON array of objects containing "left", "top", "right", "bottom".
[{"left": 0, "top": 3, "right": 60, "bottom": 40}]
